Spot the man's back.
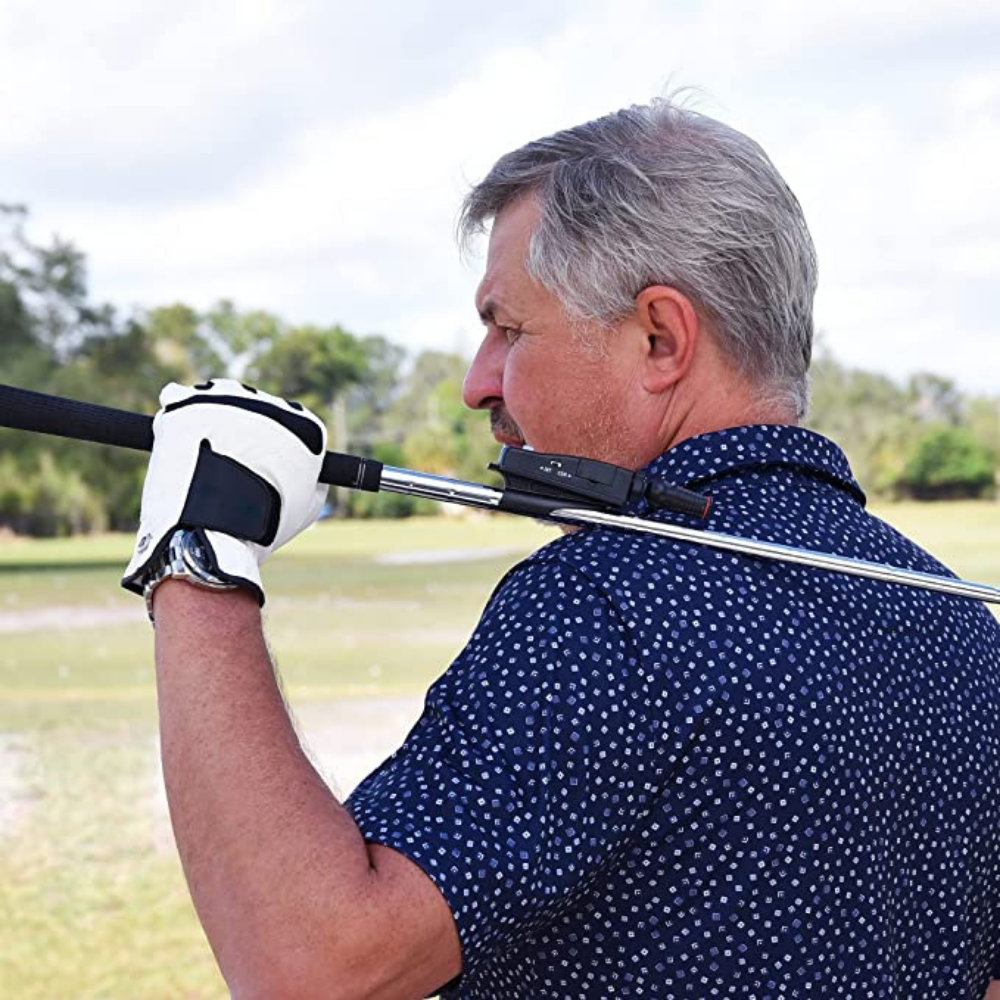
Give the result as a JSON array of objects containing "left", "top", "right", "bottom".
[
  {"left": 124, "top": 96, "right": 999, "bottom": 1000},
  {"left": 349, "top": 425, "right": 1000, "bottom": 997}
]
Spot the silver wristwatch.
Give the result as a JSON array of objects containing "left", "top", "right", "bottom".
[{"left": 142, "top": 529, "right": 238, "bottom": 624}]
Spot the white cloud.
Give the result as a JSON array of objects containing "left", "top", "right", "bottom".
[{"left": 3, "top": 0, "right": 999, "bottom": 393}]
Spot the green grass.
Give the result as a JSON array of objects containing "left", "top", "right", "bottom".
[
  {"left": 0, "top": 504, "right": 997, "bottom": 997},
  {"left": 0, "top": 515, "right": 556, "bottom": 999},
  {"left": 869, "top": 499, "right": 1000, "bottom": 587}
]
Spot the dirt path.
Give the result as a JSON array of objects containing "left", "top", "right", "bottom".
[
  {"left": 1, "top": 694, "right": 426, "bottom": 842},
  {"left": 375, "top": 546, "right": 523, "bottom": 566},
  {"left": 293, "top": 695, "right": 426, "bottom": 797},
  {"left": 0, "top": 545, "right": 528, "bottom": 634},
  {"left": 147, "top": 694, "right": 426, "bottom": 848},
  {"left": 0, "top": 733, "right": 36, "bottom": 837},
  {"left": 0, "top": 604, "right": 143, "bottom": 633}
]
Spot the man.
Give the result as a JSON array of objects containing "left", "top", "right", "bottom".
[{"left": 125, "top": 99, "right": 1000, "bottom": 998}]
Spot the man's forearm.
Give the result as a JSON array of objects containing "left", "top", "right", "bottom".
[
  {"left": 152, "top": 579, "right": 375, "bottom": 996},
  {"left": 124, "top": 382, "right": 459, "bottom": 998}
]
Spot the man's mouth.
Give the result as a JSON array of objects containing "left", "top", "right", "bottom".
[{"left": 489, "top": 407, "right": 525, "bottom": 448}]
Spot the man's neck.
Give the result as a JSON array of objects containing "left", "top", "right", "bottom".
[{"left": 657, "top": 377, "right": 799, "bottom": 458}]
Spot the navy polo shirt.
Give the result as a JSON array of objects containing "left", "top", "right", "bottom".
[{"left": 347, "top": 425, "right": 1000, "bottom": 998}]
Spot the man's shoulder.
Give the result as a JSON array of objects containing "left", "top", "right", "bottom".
[
  {"left": 504, "top": 524, "right": 690, "bottom": 594},
  {"left": 487, "top": 523, "right": 719, "bottom": 631},
  {"left": 484, "top": 531, "right": 627, "bottom": 618}
]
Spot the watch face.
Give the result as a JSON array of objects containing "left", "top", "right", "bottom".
[
  {"left": 186, "top": 531, "right": 209, "bottom": 564},
  {"left": 178, "top": 530, "right": 212, "bottom": 575}
]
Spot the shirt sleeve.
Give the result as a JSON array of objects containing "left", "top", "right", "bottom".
[{"left": 345, "top": 555, "right": 663, "bottom": 979}]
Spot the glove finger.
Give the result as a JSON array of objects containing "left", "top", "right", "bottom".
[
  {"left": 197, "top": 381, "right": 326, "bottom": 441},
  {"left": 202, "top": 377, "right": 247, "bottom": 398},
  {"left": 203, "top": 379, "right": 308, "bottom": 419},
  {"left": 158, "top": 381, "right": 195, "bottom": 409}
]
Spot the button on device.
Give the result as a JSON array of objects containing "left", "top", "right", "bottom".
[
  {"left": 541, "top": 456, "right": 578, "bottom": 478},
  {"left": 578, "top": 458, "right": 616, "bottom": 485}
]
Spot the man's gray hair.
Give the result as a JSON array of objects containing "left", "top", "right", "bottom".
[{"left": 458, "top": 97, "right": 817, "bottom": 419}]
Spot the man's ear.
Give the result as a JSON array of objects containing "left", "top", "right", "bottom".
[{"left": 634, "top": 286, "right": 701, "bottom": 393}]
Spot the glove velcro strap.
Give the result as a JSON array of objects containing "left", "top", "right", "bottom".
[{"left": 181, "top": 440, "right": 281, "bottom": 545}]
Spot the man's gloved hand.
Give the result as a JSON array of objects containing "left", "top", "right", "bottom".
[{"left": 122, "top": 379, "right": 329, "bottom": 606}]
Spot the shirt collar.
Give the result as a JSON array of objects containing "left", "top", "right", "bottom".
[{"left": 641, "top": 424, "right": 866, "bottom": 506}]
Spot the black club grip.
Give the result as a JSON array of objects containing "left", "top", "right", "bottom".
[
  {"left": 0, "top": 382, "right": 154, "bottom": 451},
  {"left": 0, "top": 383, "right": 383, "bottom": 492}
]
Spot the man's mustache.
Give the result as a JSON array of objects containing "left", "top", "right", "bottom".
[{"left": 490, "top": 407, "right": 524, "bottom": 443}]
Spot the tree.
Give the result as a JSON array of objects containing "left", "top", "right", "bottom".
[
  {"left": 0, "top": 205, "right": 63, "bottom": 386},
  {"left": 145, "top": 303, "right": 223, "bottom": 380},
  {"left": 203, "top": 300, "right": 283, "bottom": 379},
  {"left": 806, "top": 349, "right": 917, "bottom": 494},
  {"left": 247, "top": 323, "right": 369, "bottom": 414},
  {"left": 967, "top": 396, "right": 1000, "bottom": 462},
  {"left": 908, "top": 373, "right": 964, "bottom": 426},
  {"left": 0, "top": 208, "right": 37, "bottom": 363},
  {"left": 343, "top": 335, "right": 407, "bottom": 448},
  {"left": 391, "top": 351, "right": 499, "bottom": 484},
  {"left": 899, "top": 425, "right": 996, "bottom": 500},
  {"left": 0, "top": 203, "right": 115, "bottom": 361},
  {"left": 0, "top": 206, "right": 190, "bottom": 532}
]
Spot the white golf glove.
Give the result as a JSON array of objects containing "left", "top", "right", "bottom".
[{"left": 122, "top": 379, "right": 329, "bottom": 605}]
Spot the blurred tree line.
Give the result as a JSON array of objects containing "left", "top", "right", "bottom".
[
  {"left": 0, "top": 205, "right": 497, "bottom": 535},
  {"left": 806, "top": 346, "right": 998, "bottom": 501},
  {"left": 0, "top": 205, "right": 997, "bottom": 536}
]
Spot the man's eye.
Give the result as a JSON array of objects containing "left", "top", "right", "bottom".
[{"left": 500, "top": 326, "right": 521, "bottom": 344}]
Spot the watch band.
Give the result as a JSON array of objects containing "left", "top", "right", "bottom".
[{"left": 143, "top": 529, "right": 238, "bottom": 624}]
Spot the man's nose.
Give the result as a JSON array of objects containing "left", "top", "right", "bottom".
[{"left": 462, "top": 332, "right": 505, "bottom": 411}]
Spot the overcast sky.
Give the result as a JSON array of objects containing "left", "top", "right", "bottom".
[{"left": 2, "top": 0, "right": 998, "bottom": 393}]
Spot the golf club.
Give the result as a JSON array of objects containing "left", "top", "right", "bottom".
[{"left": 1, "top": 382, "right": 998, "bottom": 607}]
